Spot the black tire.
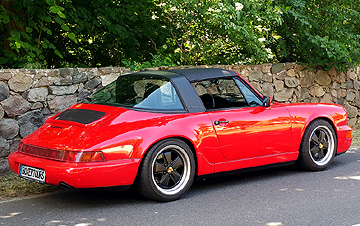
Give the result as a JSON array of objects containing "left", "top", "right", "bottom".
[
  {"left": 298, "top": 119, "right": 337, "bottom": 171},
  {"left": 137, "top": 139, "right": 195, "bottom": 202}
]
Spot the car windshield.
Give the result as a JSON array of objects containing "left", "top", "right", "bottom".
[{"left": 83, "top": 74, "right": 185, "bottom": 111}]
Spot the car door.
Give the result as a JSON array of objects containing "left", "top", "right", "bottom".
[{"left": 192, "top": 77, "right": 292, "bottom": 161}]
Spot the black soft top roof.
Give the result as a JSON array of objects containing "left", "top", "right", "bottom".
[
  {"left": 167, "top": 68, "right": 238, "bottom": 82},
  {"left": 131, "top": 68, "right": 238, "bottom": 113},
  {"left": 134, "top": 68, "right": 238, "bottom": 82}
]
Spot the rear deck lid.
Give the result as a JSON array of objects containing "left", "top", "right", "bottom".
[{"left": 21, "top": 103, "right": 128, "bottom": 150}]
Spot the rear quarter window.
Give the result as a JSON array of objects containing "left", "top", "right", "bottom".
[{"left": 83, "top": 74, "right": 185, "bottom": 112}]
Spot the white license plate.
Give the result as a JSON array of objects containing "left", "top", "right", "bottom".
[{"left": 20, "top": 165, "right": 46, "bottom": 183}]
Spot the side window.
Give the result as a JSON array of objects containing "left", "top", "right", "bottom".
[
  {"left": 192, "top": 78, "right": 247, "bottom": 110},
  {"left": 134, "top": 80, "right": 184, "bottom": 110},
  {"left": 234, "top": 78, "right": 263, "bottom": 107},
  {"left": 85, "top": 75, "right": 184, "bottom": 111}
]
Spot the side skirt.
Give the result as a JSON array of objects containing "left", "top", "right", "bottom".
[{"left": 196, "top": 160, "right": 296, "bottom": 181}]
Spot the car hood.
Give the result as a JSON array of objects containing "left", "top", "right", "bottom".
[{"left": 21, "top": 103, "right": 128, "bottom": 150}]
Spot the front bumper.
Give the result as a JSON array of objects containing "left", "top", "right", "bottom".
[
  {"left": 8, "top": 151, "right": 141, "bottom": 188},
  {"left": 336, "top": 125, "right": 353, "bottom": 154}
]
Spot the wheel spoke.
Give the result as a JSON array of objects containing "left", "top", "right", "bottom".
[
  {"left": 311, "top": 146, "right": 320, "bottom": 158},
  {"left": 154, "top": 162, "right": 167, "bottom": 174},
  {"left": 318, "top": 148, "right": 326, "bottom": 159},
  {"left": 311, "top": 133, "right": 320, "bottom": 145},
  {"left": 170, "top": 171, "right": 182, "bottom": 184},
  {"left": 322, "top": 141, "right": 329, "bottom": 150},
  {"left": 163, "top": 152, "right": 172, "bottom": 166},
  {"left": 171, "top": 156, "right": 183, "bottom": 169},
  {"left": 159, "top": 174, "right": 171, "bottom": 187},
  {"left": 318, "top": 130, "right": 326, "bottom": 143}
]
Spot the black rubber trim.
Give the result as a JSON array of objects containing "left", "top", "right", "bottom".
[
  {"left": 54, "top": 109, "right": 106, "bottom": 124},
  {"left": 335, "top": 150, "right": 347, "bottom": 156},
  {"left": 59, "top": 181, "right": 131, "bottom": 191},
  {"left": 196, "top": 161, "right": 296, "bottom": 181}
]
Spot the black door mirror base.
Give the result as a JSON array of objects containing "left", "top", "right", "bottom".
[{"left": 263, "top": 96, "right": 271, "bottom": 107}]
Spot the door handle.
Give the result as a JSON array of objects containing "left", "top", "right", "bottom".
[{"left": 214, "top": 120, "right": 229, "bottom": 125}]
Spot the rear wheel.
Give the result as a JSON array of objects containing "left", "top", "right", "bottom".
[
  {"left": 298, "top": 119, "right": 337, "bottom": 171},
  {"left": 137, "top": 139, "right": 195, "bottom": 202}
]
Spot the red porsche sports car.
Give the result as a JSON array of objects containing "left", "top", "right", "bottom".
[{"left": 8, "top": 68, "right": 352, "bottom": 201}]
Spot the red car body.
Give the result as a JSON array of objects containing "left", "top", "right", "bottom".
[{"left": 8, "top": 68, "right": 352, "bottom": 200}]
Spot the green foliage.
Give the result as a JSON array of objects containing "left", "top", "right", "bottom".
[
  {"left": 0, "top": 0, "right": 167, "bottom": 68},
  {"left": 0, "top": 0, "right": 359, "bottom": 70},
  {"left": 157, "top": 0, "right": 281, "bottom": 65},
  {"left": 268, "top": 0, "right": 360, "bottom": 70},
  {"left": 0, "top": 0, "right": 75, "bottom": 67},
  {"left": 122, "top": 54, "right": 178, "bottom": 71}
]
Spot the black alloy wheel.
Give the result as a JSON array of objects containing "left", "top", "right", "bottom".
[
  {"left": 298, "top": 119, "right": 337, "bottom": 171},
  {"left": 137, "top": 139, "right": 195, "bottom": 202}
]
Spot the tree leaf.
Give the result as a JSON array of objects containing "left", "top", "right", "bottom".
[
  {"left": 3, "top": 15, "right": 10, "bottom": 24},
  {"left": 61, "top": 24, "right": 70, "bottom": 31},
  {"left": 0, "top": 57, "right": 8, "bottom": 64},
  {"left": 26, "top": 27, "right": 33, "bottom": 33},
  {"left": 28, "top": 52, "right": 36, "bottom": 58},
  {"left": 54, "top": 49, "right": 63, "bottom": 58},
  {"left": 58, "top": 12, "right": 66, "bottom": 18},
  {"left": 49, "top": 6, "right": 59, "bottom": 14},
  {"left": 68, "top": 32, "right": 76, "bottom": 40}
]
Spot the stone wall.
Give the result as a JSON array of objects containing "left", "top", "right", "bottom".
[{"left": 0, "top": 63, "right": 359, "bottom": 176}]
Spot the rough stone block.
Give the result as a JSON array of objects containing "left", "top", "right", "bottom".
[
  {"left": 0, "top": 81, "right": 9, "bottom": 101},
  {"left": 50, "top": 85, "right": 78, "bottom": 95},
  {"left": 18, "top": 110, "right": 46, "bottom": 138},
  {"left": 285, "top": 77, "right": 300, "bottom": 88},
  {"left": 315, "top": 70, "right": 331, "bottom": 86},
  {"left": 27, "top": 87, "right": 48, "bottom": 102},
  {"left": 0, "top": 119, "right": 19, "bottom": 139},
  {"left": 274, "top": 88, "right": 294, "bottom": 102},
  {"left": 1, "top": 95, "right": 31, "bottom": 117},
  {"left": 271, "top": 63, "right": 285, "bottom": 74},
  {"left": 8, "top": 72, "right": 33, "bottom": 92},
  {"left": 47, "top": 95, "right": 77, "bottom": 114},
  {"left": 85, "top": 78, "right": 102, "bottom": 89}
]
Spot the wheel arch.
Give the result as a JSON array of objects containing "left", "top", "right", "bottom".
[
  {"left": 136, "top": 136, "right": 199, "bottom": 179},
  {"left": 301, "top": 116, "right": 338, "bottom": 142},
  {"left": 297, "top": 117, "right": 338, "bottom": 170}
]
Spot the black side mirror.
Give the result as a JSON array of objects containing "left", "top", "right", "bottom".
[{"left": 263, "top": 96, "right": 271, "bottom": 107}]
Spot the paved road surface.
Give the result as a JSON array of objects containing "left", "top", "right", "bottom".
[{"left": 1, "top": 146, "right": 360, "bottom": 226}]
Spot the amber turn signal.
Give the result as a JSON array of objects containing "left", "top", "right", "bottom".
[{"left": 345, "top": 130, "right": 353, "bottom": 139}]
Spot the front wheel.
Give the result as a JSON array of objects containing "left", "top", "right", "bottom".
[
  {"left": 298, "top": 119, "right": 337, "bottom": 171},
  {"left": 137, "top": 139, "right": 195, "bottom": 202}
]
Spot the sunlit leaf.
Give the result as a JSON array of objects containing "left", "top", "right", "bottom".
[
  {"left": 61, "top": 24, "right": 69, "bottom": 31},
  {"left": 68, "top": 32, "right": 76, "bottom": 40}
]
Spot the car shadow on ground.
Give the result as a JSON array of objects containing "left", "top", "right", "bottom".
[
  {"left": 36, "top": 148, "right": 358, "bottom": 205},
  {"left": 40, "top": 165, "right": 313, "bottom": 205}
]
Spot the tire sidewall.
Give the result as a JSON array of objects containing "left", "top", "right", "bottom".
[
  {"left": 299, "top": 120, "right": 337, "bottom": 171},
  {"left": 139, "top": 139, "right": 195, "bottom": 201}
]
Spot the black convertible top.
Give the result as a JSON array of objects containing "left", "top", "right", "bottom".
[
  {"left": 167, "top": 68, "right": 238, "bottom": 82},
  {"left": 130, "top": 68, "right": 240, "bottom": 113},
  {"left": 134, "top": 68, "right": 238, "bottom": 82}
]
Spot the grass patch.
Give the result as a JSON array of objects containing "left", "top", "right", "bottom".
[
  {"left": 0, "top": 173, "right": 60, "bottom": 201},
  {"left": 352, "top": 129, "right": 360, "bottom": 146}
]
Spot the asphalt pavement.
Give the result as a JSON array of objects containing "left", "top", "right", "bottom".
[{"left": 1, "top": 146, "right": 360, "bottom": 226}]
